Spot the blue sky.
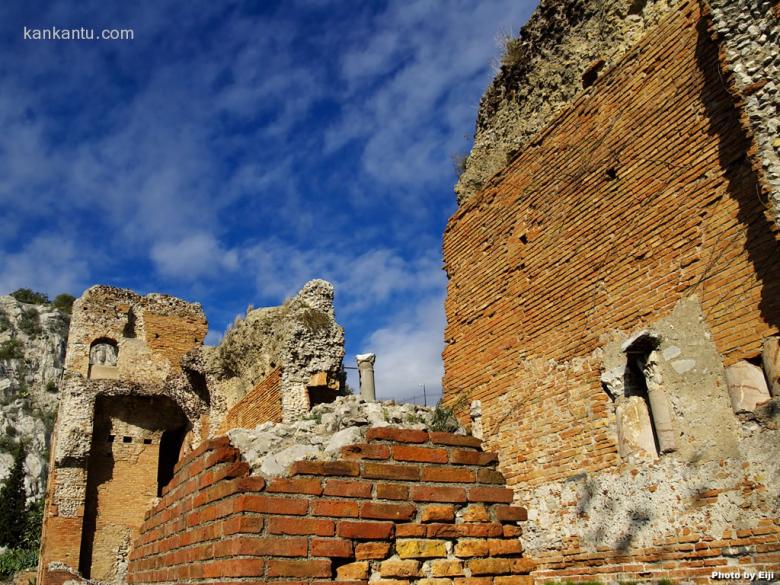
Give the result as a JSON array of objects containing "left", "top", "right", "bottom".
[{"left": 0, "top": 0, "right": 534, "bottom": 402}]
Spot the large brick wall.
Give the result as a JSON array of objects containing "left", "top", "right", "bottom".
[
  {"left": 220, "top": 367, "right": 283, "bottom": 433},
  {"left": 124, "top": 429, "right": 533, "bottom": 585},
  {"left": 442, "top": 0, "right": 780, "bottom": 582}
]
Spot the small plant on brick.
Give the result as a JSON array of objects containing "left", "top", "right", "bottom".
[{"left": 430, "top": 402, "right": 460, "bottom": 432}]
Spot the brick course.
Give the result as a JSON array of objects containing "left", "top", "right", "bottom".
[
  {"left": 442, "top": 1, "right": 780, "bottom": 583},
  {"left": 118, "top": 431, "right": 530, "bottom": 585}
]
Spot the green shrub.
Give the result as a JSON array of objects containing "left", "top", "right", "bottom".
[
  {"left": 9, "top": 289, "right": 48, "bottom": 305},
  {"left": 52, "top": 293, "right": 75, "bottom": 314},
  {"left": 45, "top": 380, "right": 57, "bottom": 393},
  {"left": 0, "top": 547, "right": 38, "bottom": 578},
  {"left": 18, "top": 308, "right": 42, "bottom": 336},
  {"left": 0, "top": 434, "right": 17, "bottom": 453},
  {"left": 0, "top": 339, "right": 24, "bottom": 360},
  {"left": 22, "top": 498, "right": 44, "bottom": 549},
  {"left": 0, "top": 444, "right": 27, "bottom": 547},
  {"left": 0, "top": 309, "right": 10, "bottom": 332}
]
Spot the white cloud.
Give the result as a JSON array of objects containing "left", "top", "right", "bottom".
[
  {"left": 0, "top": 235, "right": 90, "bottom": 297},
  {"left": 238, "top": 240, "right": 444, "bottom": 317},
  {"left": 151, "top": 233, "right": 238, "bottom": 280}
]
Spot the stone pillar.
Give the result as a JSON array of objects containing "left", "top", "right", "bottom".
[
  {"left": 616, "top": 396, "right": 658, "bottom": 462},
  {"left": 762, "top": 336, "right": 780, "bottom": 397},
  {"left": 356, "top": 353, "right": 376, "bottom": 401},
  {"left": 642, "top": 352, "right": 676, "bottom": 454},
  {"left": 725, "top": 360, "right": 772, "bottom": 413}
]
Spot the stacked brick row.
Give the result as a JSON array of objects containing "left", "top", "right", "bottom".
[
  {"left": 442, "top": 0, "right": 780, "bottom": 488},
  {"left": 126, "top": 427, "right": 531, "bottom": 585},
  {"left": 219, "top": 367, "right": 283, "bottom": 433}
]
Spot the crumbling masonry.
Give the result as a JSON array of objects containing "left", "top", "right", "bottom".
[
  {"left": 37, "top": 0, "right": 780, "bottom": 584},
  {"left": 38, "top": 280, "right": 345, "bottom": 583},
  {"left": 443, "top": 0, "right": 779, "bottom": 583}
]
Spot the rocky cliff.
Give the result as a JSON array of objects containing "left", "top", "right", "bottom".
[{"left": 0, "top": 295, "right": 69, "bottom": 500}]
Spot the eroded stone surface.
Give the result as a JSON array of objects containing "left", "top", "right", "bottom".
[
  {"left": 229, "top": 394, "right": 463, "bottom": 476},
  {"left": 455, "top": 0, "right": 674, "bottom": 203}
]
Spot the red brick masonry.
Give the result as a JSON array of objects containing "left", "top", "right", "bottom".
[{"left": 121, "top": 429, "right": 532, "bottom": 585}]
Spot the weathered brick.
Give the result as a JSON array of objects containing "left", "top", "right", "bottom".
[
  {"left": 393, "top": 445, "right": 448, "bottom": 464},
  {"left": 361, "top": 502, "right": 416, "bottom": 521},
  {"left": 396, "top": 539, "right": 448, "bottom": 558},
  {"left": 381, "top": 559, "right": 421, "bottom": 577},
  {"left": 431, "top": 559, "right": 465, "bottom": 576},
  {"left": 355, "top": 541, "right": 392, "bottom": 560},
  {"left": 267, "top": 559, "right": 332, "bottom": 578},
  {"left": 324, "top": 479, "right": 373, "bottom": 498},
  {"left": 412, "top": 486, "right": 467, "bottom": 503},
  {"left": 476, "top": 468, "right": 505, "bottom": 484},
  {"left": 377, "top": 483, "right": 409, "bottom": 500},
  {"left": 367, "top": 427, "right": 429, "bottom": 443},
  {"left": 266, "top": 477, "right": 323, "bottom": 495},
  {"left": 336, "top": 561, "right": 370, "bottom": 580},
  {"left": 421, "top": 504, "right": 456, "bottom": 523},
  {"left": 396, "top": 524, "right": 427, "bottom": 537},
  {"left": 429, "top": 433, "right": 483, "bottom": 448},
  {"left": 341, "top": 443, "right": 392, "bottom": 460},
  {"left": 461, "top": 505, "right": 490, "bottom": 523},
  {"left": 509, "top": 558, "right": 536, "bottom": 574},
  {"left": 241, "top": 494, "right": 309, "bottom": 515},
  {"left": 454, "top": 539, "right": 489, "bottom": 558},
  {"left": 312, "top": 499, "right": 360, "bottom": 518},
  {"left": 422, "top": 467, "right": 476, "bottom": 483},
  {"left": 202, "top": 558, "right": 264, "bottom": 578},
  {"left": 467, "top": 558, "right": 511, "bottom": 575},
  {"left": 494, "top": 576, "right": 533, "bottom": 585},
  {"left": 467, "top": 487, "right": 514, "bottom": 503},
  {"left": 488, "top": 539, "right": 523, "bottom": 556},
  {"left": 268, "top": 516, "right": 335, "bottom": 536},
  {"left": 363, "top": 462, "right": 421, "bottom": 481},
  {"left": 337, "top": 520, "right": 395, "bottom": 540},
  {"left": 449, "top": 451, "right": 498, "bottom": 466},
  {"left": 495, "top": 506, "right": 527, "bottom": 523},
  {"left": 312, "top": 538, "right": 353, "bottom": 558}
]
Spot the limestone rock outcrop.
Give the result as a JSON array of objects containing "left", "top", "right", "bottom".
[{"left": 0, "top": 295, "right": 69, "bottom": 500}]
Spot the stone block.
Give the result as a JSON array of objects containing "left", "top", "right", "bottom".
[{"left": 725, "top": 361, "right": 771, "bottom": 413}]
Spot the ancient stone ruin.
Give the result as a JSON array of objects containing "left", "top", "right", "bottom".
[
  {"left": 443, "top": 0, "right": 779, "bottom": 582},
  {"left": 38, "top": 280, "right": 346, "bottom": 583},
  {"left": 36, "top": 0, "right": 780, "bottom": 584}
]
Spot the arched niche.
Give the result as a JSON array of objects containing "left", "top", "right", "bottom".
[{"left": 88, "top": 338, "right": 119, "bottom": 380}]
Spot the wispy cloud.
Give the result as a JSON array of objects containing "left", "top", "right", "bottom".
[{"left": 0, "top": 0, "right": 536, "bottom": 399}]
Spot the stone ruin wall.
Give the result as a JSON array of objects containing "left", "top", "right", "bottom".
[
  {"left": 38, "top": 280, "right": 345, "bottom": 585},
  {"left": 443, "top": 0, "right": 780, "bottom": 582},
  {"left": 706, "top": 0, "right": 780, "bottom": 224},
  {"left": 454, "top": 0, "right": 677, "bottom": 204}
]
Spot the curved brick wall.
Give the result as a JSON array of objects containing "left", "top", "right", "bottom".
[{"left": 122, "top": 428, "right": 532, "bottom": 585}]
